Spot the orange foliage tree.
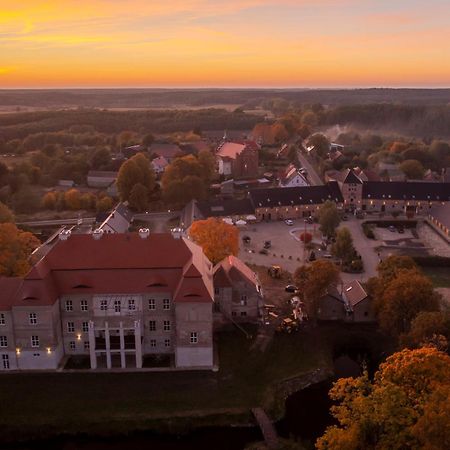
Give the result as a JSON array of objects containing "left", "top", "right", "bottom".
[
  {"left": 189, "top": 218, "right": 239, "bottom": 264},
  {"left": 64, "top": 189, "right": 82, "bottom": 210},
  {"left": 317, "top": 347, "right": 450, "bottom": 450},
  {"left": 0, "top": 223, "right": 40, "bottom": 277}
]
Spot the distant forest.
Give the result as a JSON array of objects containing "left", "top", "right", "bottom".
[{"left": 1, "top": 88, "right": 450, "bottom": 109}]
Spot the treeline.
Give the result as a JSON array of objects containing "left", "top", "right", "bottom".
[
  {"left": 0, "top": 108, "right": 260, "bottom": 141},
  {"left": 1, "top": 88, "right": 450, "bottom": 109},
  {"left": 322, "top": 103, "right": 450, "bottom": 138}
]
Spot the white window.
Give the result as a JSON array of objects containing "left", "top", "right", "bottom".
[
  {"left": 84, "top": 341, "right": 90, "bottom": 350},
  {"left": 0, "top": 336, "right": 7, "bottom": 347},
  {"left": 114, "top": 300, "right": 121, "bottom": 313},
  {"left": 82, "top": 322, "right": 89, "bottom": 332},
  {"left": 163, "top": 298, "right": 170, "bottom": 310},
  {"left": 2, "top": 354, "right": 9, "bottom": 369},
  {"left": 128, "top": 299, "right": 136, "bottom": 311},
  {"left": 31, "top": 335, "right": 39, "bottom": 347},
  {"left": 80, "top": 300, "right": 88, "bottom": 312},
  {"left": 148, "top": 299, "right": 155, "bottom": 310},
  {"left": 149, "top": 320, "right": 156, "bottom": 331},
  {"left": 240, "top": 295, "right": 247, "bottom": 306},
  {"left": 150, "top": 339, "right": 156, "bottom": 347},
  {"left": 69, "top": 341, "right": 76, "bottom": 350},
  {"left": 29, "top": 313, "right": 37, "bottom": 325},
  {"left": 67, "top": 322, "right": 75, "bottom": 333},
  {"left": 100, "top": 300, "right": 108, "bottom": 311},
  {"left": 0, "top": 313, "right": 5, "bottom": 326},
  {"left": 190, "top": 332, "right": 198, "bottom": 344},
  {"left": 164, "top": 339, "right": 171, "bottom": 347},
  {"left": 65, "top": 300, "right": 73, "bottom": 312},
  {"left": 163, "top": 320, "right": 171, "bottom": 332}
]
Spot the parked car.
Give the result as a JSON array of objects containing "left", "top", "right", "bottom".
[
  {"left": 304, "top": 217, "right": 313, "bottom": 224},
  {"left": 285, "top": 219, "right": 294, "bottom": 226},
  {"left": 397, "top": 226, "right": 405, "bottom": 234},
  {"left": 388, "top": 225, "right": 396, "bottom": 232},
  {"left": 242, "top": 235, "right": 251, "bottom": 243},
  {"left": 285, "top": 284, "right": 298, "bottom": 293},
  {"left": 264, "top": 240, "right": 271, "bottom": 249},
  {"left": 342, "top": 215, "right": 348, "bottom": 221},
  {"left": 259, "top": 248, "right": 269, "bottom": 255}
]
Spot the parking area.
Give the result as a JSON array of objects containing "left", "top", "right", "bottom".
[{"left": 238, "top": 220, "right": 322, "bottom": 273}]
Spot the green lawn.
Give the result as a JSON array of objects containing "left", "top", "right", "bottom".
[
  {"left": 422, "top": 267, "right": 450, "bottom": 288},
  {"left": 0, "top": 328, "right": 330, "bottom": 441}
]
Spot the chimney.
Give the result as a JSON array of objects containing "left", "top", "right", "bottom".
[
  {"left": 171, "top": 227, "right": 184, "bottom": 239},
  {"left": 138, "top": 228, "right": 150, "bottom": 239},
  {"left": 58, "top": 230, "right": 71, "bottom": 241},
  {"left": 92, "top": 229, "right": 104, "bottom": 240}
]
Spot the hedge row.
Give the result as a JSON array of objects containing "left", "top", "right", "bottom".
[{"left": 413, "top": 256, "right": 450, "bottom": 267}]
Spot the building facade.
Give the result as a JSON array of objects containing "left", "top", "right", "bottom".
[
  {"left": 0, "top": 232, "right": 215, "bottom": 371},
  {"left": 216, "top": 141, "right": 259, "bottom": 179},
  {"left": 213, "top": 255, "right": 263, "bottom": 321}
]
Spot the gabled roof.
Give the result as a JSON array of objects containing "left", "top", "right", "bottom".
[
  {"left": 342, "top": 280, "right": 368, "bottom": 307},
  {"left": 0, "top": 234, "right": 214, "bottom": 310},
  {"left": 149, "top": 143, "right": 182, "bottom": 159},
  {"left": 214, "top": 255, "right": 259, "bottom": 289},
  {"left": 216, "top": 142, "right": 246, "bottom": 160},
  {"left": 87, "top": 171, "right": 118, "bottom": 179},
  {"left": 196, "top": 198, "right": 255, "bottom": 218},
  {"left": 342, "top": 169, "right": 363, "bottom": 184},
  {"left": 249, "top": 182, "right": 344, "bottom": 208},
  {"left": 280, "top": 164, "right": 308, "bottom": 186},
  {"left": 151, "top": 155, "right": 169, "bottom": 169},
  {"left": 362, "top": 182, "right": 450, "bottom": 201}
]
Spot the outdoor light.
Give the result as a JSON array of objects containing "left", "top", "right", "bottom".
[
  {"left": 77, "top": 333, "right": 82, "bottom": 340},
  {"left": 47, "top": 347, "right": 52, "bottom": 354},
  {"left": 16, "top": 348, "right": 21, "bottom": 355}
]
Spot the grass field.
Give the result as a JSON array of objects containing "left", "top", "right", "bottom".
[
  {"left": 0, "top": 328, "right": 330, "bottom": 441},
  {"left": 422, "top": 267, "right": 450, "bottom": 288}
]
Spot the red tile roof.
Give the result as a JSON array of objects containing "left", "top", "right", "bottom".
[{"left": 0, "top": 234, "right": 214, "bottom": 310}]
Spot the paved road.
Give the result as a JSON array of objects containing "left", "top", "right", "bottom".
[
  {"left": 340, "top": 217, "right": 379, "bottom": 283},
  {"left": 17, "top": 217, "right": 96, "bottom": 227},
  {"left": 297, "top": 151, "right": 323, "bottom": 186}
]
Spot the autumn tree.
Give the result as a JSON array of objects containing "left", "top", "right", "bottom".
[
  {"left": 42, "top": 192, "right": 57, "bottom": 210},
  {"left": 318, "top": 201, "right": 340, "bottom": 238},
  {"left": 374, "top": 269, "right": 440, "bottom": 336},
  {"left": 377, "top": 255, "right": 417, "bottom": 283},
  {"left": 197, "top": 150, "right": 216, "bottom": 184},
  {"left": 294, "top": 260, "right": 340, "bottom": 319},
  {"left": 116, "top": 153, "right": 155, "bottom": 209},
  {"left": 0, "top": 223, "right": 40, "bottom": 277},
  {"left": 189, "top": 218, "right": 239, "bottom": 264},
  {"left": 128, "top": 183, "right": 149, "bottom": 212},
  {"left": 317, "top": 347, "right": 450, "bottom": 450},
  {"left": 0, "top": 201, "right": 14, "bottom": 223},
  {"left": 80, "top": 192, "right": 96, "bottom": 210},
  {"left": 90, "top": 148, "right": 111, "bottom": 170},
  {"left": 332, "top": 227, "right": 355, "bottom": 263},
  {"left": 400, "top": 159, "right": 425, "bottom": 179},
  {"left": 96, "top": 195, "right": 113, "bottom": 213},
  {"left": 301, "top": 110, "right": 318, "bottom": 127},
  {"left": 64, "top": 189, "right": 82, "bottom": 210},
  {"left": 162, "top": 154, "right": 209, "bottom": 207},
  {"left": 401, "top": 311, "right": 450, "bottom": 351},
  {"left": 308, "top": 133, "right": 330, "bottom": 158}
]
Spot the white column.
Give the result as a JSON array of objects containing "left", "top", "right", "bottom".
[
  {"left": 88, "top": 321, "right": 97, "bottom": 369},
  {"left": 119, "top": 321, "right": 126, "bottom": 369},
  {"left": 134, "top": 320, "right": 142, "bottom": 368},
  {"left": 105, "top": 321, "right": 112, "bottom": 369}
]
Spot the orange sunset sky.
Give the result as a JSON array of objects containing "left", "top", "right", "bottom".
[{"left": 1, "top": 0, "right": 449, "bottom": 88}]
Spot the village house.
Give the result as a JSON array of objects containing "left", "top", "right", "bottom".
[
  {"left": 249, "top": 182, "right": 344, "bottom": 221},
  {"left": 149, "top": 143, "right": 183, "bottom": 163},
  {"left": 0, "top": 231, "right": 215, "bottom": 371},
  {"left": 216, "top": 140, "right": 259, "bottom": 179},
  {"left": 98, "top": 202, "right": 134, "bottom": 233},
  {"left": 213, "top": 255, "right": 263, "bottom": 322},
  {"left": 87, "top": 171, "right": 118, "bottom": 189},
  {"left": 151, "top": 155, "right": 169, "bottom": 174},
  {"left": 317, "top": 281, "right": 374, "bottom": 323},
  {"left": 279, "top": 164, "right": 309, "bottom": 188}
]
